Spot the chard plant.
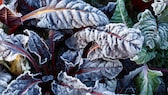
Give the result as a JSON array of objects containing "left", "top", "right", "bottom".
[{"left": 0, "top": 0, "right": 167, "bottom": 95}]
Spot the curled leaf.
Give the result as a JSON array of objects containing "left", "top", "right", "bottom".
[
  {"left": 51, "top": 72, "right": 92, "bottom": 95},
  {"left": 60, "top": 50, "right": 83, "bottom": 70},
  {"left": 21, "top": 0, "right": 109, "bottom": 30},
  {"left": 77, "top": 59, "right": 123, "bottom": 81},
  {"left": 0, "top": 29, "right": 28, "bottom": 61},
  {"left": 134, "top": 9, "right": 160, "bottom": 49},
  {"left": 151, "top": 0, "right": 167, "bottom": 16},
  {"left": 66, "top": 23, "right": 144, "bottom": 60},
  {"left": 24, "top": 29, "right": 51, "bottom": 64},
  {"left": 0, "top": 4, "right": 22, "bottom": 28},
  {"left": 2, "top": 71, "right": 42, "bottom": 95}
]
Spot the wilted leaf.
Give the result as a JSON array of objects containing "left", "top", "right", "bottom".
[
  {"left": 24, "top": 29, "right": 51, "bottom": 64},
  {"left": 110, "top": 0, "right": 133, "bottom": 27},
  {"left": 66, "top": 23, "right": 144, "bottom": 60},
  {"left": 134, "top": 9, "right": 160, "bottom": 49},
  {"left": 0, "top": 4, "right": 22, "bottom": 28},
  {"left": 135, "top": 65, "right": 163, "bottom": 95},
  {"left": 3, "top": 71, "right": 42, "bottom": 95},
  {"left": 76, "top": 59, "right": 123, "bottom": 81},
  {"left": 51, "top": 72, "right": 92, "bottom": 95},
  {"left": 21, "top": 0, "right": 109, "bottom": 30}
]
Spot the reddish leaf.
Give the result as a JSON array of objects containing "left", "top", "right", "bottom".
[
  {"left": 0, "top": 5, "right": 22, "bottom": 31},
  {"left": 0, "top": 0, "right": 4, "bottom": 5}
]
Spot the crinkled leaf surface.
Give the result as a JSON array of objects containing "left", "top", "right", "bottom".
[
  {"left": 66, "top": 23, "right": 144, "bottom": 60},
  {"left": 151, "top": 0, "right": 167, "bottom": 16},
  {"left": 60, "top": 50, "right": 83, "bottom": 70},
  {"left": 21, "top": 0, "right": 109, "bottom": 30},
  {"left": 8, "top": 0, "right": 52, "bottom": 15},
  {"left": 24, "top": 29, "right": 51, "bottom": 64},
  {"left": 158, "top": 23, "right": 168, "bottom": 49},
  {"left": 0, "top": 65, "right": 12, "bottom": 93},
  {"left": 51, "top": 72, "right": 92, "bottom": 95},
  {"left": 0, "top": 4, "right": 22, "bottom": 28},
  {"left": 77, "top": 59, "right": 123, "bottom": 81},
  {"left": 2, "top": 71, "right": 42, "bottom": 95},
  {"left": 135, "top": 65, "right": 163, "bottom": 95},
  {"left": 0, "top": 29, "right": 29, "bottom": 61},
  {"left": 110, "top": 0, "right": 133, "bottom": 27},
  {"left": 134, "top": 9, "right": 160, "bottom": 49}
]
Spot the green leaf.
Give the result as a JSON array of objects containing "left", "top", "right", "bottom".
[
  {"left": 110, "top": 0, "right": 133, "bottom": 27},
  {"left": 131, "top": 48, "right": 156, "bottom": 64},
  {"left": 136, "top": 65, "right": 163, "bottom": 95},
  {"left": 134, "top": 9, "right": 160, "bottom": 49}
]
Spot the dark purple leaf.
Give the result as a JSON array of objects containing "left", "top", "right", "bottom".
[
  {"left": 0, "top": 65, "right": 12, "bottom": 93},
  {"left": 0, "top": 29, "right": 40, "bottom": 72},
  {"left": 2, "top": 71, "right": 42, "bottom": 95},
  {"left": 24, "top": 29, "right": 51, "bottom": 64},
  {"left": 76, "top": 59, "right": 123, "bottom": 81},
  {"left": 21, "top": 0, "right": 109, "bottom": 30},
  {"left": 51, "top": 72, "right": 92, "bottom": 95}
]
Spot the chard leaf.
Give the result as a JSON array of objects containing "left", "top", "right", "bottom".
[
  {"left": 0, "top": 65, "right": 12, "bottom": 93},
  {"left": 0, "top": 29, "right": 40, "bottom": 72},
  {"left": 157, "top": 6, "right": 168, "bottom": 24},
  {"left": 0, "top": 4, "right": 22, "bottom": 28},
  {"left": 99, "top": 2, "right": 116, "bottom": 18},
  {"left": 151, "top": 0, "right": 168, "bottom": 23},
  {"left": 93, "top": 79, "right": 117, "bottom": 93},
  {"left": 151, "top": 0, "right": 167, "bottom": 16},
  {"left": 76, "top": 59, "right": 123, "bottom": 81},
  {"left": 120, "top": 66, "right": 144, "bottom": 88},
  {"left": 21, "top": 0, "right": 109, "bottom": 30},
  {"left": 0, "top": 29, "right": 29, "bottom": 61},
  {"left": 110, "top": 0, "right": 133, "bottom": 27},
  {"left": 158, "top": 23, "right": 168, "bottom": 49},
  {"left": 60, "top": 50, "right": 83, "bottom": 71},
  {"left": 66, "top": 23, "right": 144, "bottom": 60},
  {"left": 51, "top": 72, "right": 92, "bottom": 95},
  {"left": 3, "top": 71, "right": 42, "bottom": 95},
  {"left": 134, "top": 9, "right": 160, "bottom": 49},
  {"left": 131, "top": 48, "right": 156, "bottom": 64},
  {"left": 24, "top": 29, "right": 51, "bottom": 64},
  {"left": 8, "top": 0, "right": 52, "bottom": 15},
  {"left": 135, "top": 65, "right": 163, "bottom": 95}
]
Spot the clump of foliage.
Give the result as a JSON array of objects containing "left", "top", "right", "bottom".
[{"left": 0, "top": 0, "right": 167, "bottom": 95}]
